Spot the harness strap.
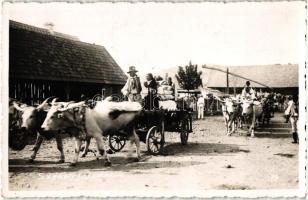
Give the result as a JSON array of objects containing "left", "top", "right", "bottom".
[{"left": 72, "top": 105, "right": 87, "bottom": 140}]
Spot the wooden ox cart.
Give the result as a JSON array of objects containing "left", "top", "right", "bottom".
[{"left": 108, "top": 109, "right": 193, "bottom": 155}]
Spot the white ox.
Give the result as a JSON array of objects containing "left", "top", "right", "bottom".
[
  {"left": 241, "top": 99, "right": 263, "bottom": 137},
  {"left": 41, "top": 98, "right": 142, "bottom": 166},
  {"left": 12, "top": 98, "right": 67, "bottom": 163},
  {"left": 218, "top": 97, "right": 243, "bottom": 136}
]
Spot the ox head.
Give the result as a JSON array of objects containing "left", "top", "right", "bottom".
[
  {"left": 41, "top": 101, "right": 85, "bottom": 131},
  {"left": 9, "top": 99, "right": 47, "bottom": 151},
  {"left": 12, "top": 97, "right": 52, "bottom": 131},
  {"left": 224, "top": 98, "right": 237, "bottom": 114},
  {"left": 241, "top": 99, "right": 260, "bottom": 116},
  {"left": 217, "top": 96, "right": 240, "bottom": 115}
]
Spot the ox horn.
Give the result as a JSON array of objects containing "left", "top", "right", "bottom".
[
  {"left": 36, "top": 97, "right": 53, "bottom": 110},
  {"left": 13, "top": 102, "right": 25, "bottom": 112},
  {"left": 57, "top": 101, "right": 85, "bottom": 112},
  {"left": 51, "top": 98, "right": 59, "bottom": 106}
]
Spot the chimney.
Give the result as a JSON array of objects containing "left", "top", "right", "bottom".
[{"left": 44, "top": 22, "right": 55, "bottom": 34}]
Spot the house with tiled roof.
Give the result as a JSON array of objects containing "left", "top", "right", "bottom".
[
  {"left": 155, "top": 64, "right": 298, "bottom": 95},
  {"left": 202, "top": 64, "right": 298, "bottom": 94},
  {"left": 9, "top": 20, "right": 127, "bottom": 104}
]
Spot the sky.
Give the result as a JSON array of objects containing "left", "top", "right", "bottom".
[{"left": 5, "top": 2, "right": 305, "bottom": 74}]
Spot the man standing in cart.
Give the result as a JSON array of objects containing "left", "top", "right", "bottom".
[{"left": 121, "top": 66, "right": 142, "bottom": 103}]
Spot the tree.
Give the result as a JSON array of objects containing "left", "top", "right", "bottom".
[{"left": 175, "top": 61, "right": 203, "bottom": 90}]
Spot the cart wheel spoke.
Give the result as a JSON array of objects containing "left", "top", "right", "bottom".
[
  {"left": 154, "top": 143, "right": 159, "bottom": 151},
  {"left": 150, "top": 143, "right": 156, "bottom": 151}
]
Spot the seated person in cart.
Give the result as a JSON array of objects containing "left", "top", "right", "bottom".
[{"left": 156, "top": 76, "right": 176, "bottom": 101}]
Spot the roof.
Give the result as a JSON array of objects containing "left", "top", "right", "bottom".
[
  {"left": 204, "top": 64, "right": 298, "bottom": 88},
  {"left": 155, "top": 64, "right": 298, "bottom": 89},
  {"left": 9, "top": 20, "right": 127, "bottom": 85}
]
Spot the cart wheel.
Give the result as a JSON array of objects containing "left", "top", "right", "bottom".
[
  {"left": 108, "top": 134, "right": 126, "bottom": 152},
  {"left": 146, "top": 126, "right": 164, "bottom": 155},
  {"left": 180, "top": 116, "right": 190, "bottom": 145}
]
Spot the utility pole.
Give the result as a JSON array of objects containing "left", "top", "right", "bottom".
[
  {"left": 226, "top": 67, "right": 229, "bottom": 94},
  {"left": 202, "top": 65, "right": 272, "bottom": 90}
]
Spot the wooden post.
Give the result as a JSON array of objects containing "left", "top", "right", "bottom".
[
  {"left": 226, "top": 67, "right": 229, "bottom": 94},
  {"left": 102, "top": 88, "right": 106, "bottom": 99},
  {"left": 65, "top": 83, "right": 71, "bottom": 101}
]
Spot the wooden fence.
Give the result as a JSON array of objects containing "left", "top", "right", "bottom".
[{"left": 9, "top": 79, "right": 123, "bottom": 105}]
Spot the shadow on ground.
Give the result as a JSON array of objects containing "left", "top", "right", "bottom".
[
  {"left": 161, "top": 142, "right": 249, "bottom": 156},
  {"left": 253, "top": 132, "right": 291, "bottom": 138},
  {"left": 9, "top": 142, "right": 248, "bottom": 174},
  {"left": 9, "top": 156, "right": 204, "bottom": 174}
]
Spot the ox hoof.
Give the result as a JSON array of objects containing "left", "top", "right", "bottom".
[
  {"left": 80, "top": 153, "right": 87, "bottom": 158},
  {"left": 251, "top": 135, "right": 255, "bottom": 138},
  {"left": 58, "top": 159, "right": 65, "bottom": 163},
  {"left": 69, "top": 162, "right": 77, "bottom": 167},
  {"left": 28, "top": 159, "right": 34, "bottom": 164},
  {"left": 133, "top": 157, "right": 140, "bottom": 162},
  {"left": 104, "top": 161, "right": 112, "bottom": 167},
  {"left": 106, "top": 149, "right": 114, "bottom": 154},
  {"left": 127, "top": 157, "right": 139, "bottom": 162}
]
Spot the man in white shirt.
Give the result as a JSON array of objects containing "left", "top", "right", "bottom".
[
  {"left": 285, "top": 95, "right": 299, "bottom": 143},
  {"left": 197, "top": 95, "right": 205, "bottom": 119},
  {"left": 241, "top": 81, "right": 256, "bottom": 100}
]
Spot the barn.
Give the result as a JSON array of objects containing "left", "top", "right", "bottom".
[{"left": 9, "top": 20, "right": 127, "bottom": 105}]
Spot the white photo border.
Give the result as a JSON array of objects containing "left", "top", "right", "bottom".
[{"left": 1, "top": 1, "right": 307, "bottom": 198}]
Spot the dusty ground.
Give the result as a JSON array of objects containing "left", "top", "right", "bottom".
[{"left": 8, "top": 112, "right": 298, "bottom": 191}]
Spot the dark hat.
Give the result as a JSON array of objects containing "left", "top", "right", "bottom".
[
  {"left": 146, "top": 73, "right": 154, "bottom": 78},
  {"left": 127, "top": 66, "right": 138, "bottom": 73},
  {"left": 246, "top": 81, "right": 250, "bottom": 86}
]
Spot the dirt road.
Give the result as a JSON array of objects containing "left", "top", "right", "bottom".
[{"left": 8, "top": 113, "right": 298, "bottom": 191}]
